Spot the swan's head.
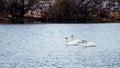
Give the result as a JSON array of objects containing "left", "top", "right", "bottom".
[
  {"left": 71, "top": 35, "right": 74, "bottom": 40},
  {"left": 71, "top": 35, "right": 73, "bottom": 38},
  {"left": 65, "top": 37, "right": 68, "bottom": 39},
  {"left": 82, "top": 40, "right": 88, "bottom": 44}
]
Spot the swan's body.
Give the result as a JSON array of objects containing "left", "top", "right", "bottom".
[
  {"left": 66, "top": 41, "right": 79, "bottom": 45},
  {"left": 72, "top": 40, "right": 81, "bottom": 43},
  {"left": 71, "top": 35, "right": 82, "bottom": 43},
  {"left": 65, "top": 37, "right": 79, "bottom": 46},
  {"left": 82, "top": 40, "right": 96, "bottom": 47}
]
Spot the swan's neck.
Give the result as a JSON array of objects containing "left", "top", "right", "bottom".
[
  {"left": 66, "top": 39, "right": 68, "bottom": 43},
  {"left": 71, "top": 36, "right": 74, "bottom": 41}
]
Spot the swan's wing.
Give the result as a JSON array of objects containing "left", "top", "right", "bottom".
[
  {"left": 87, "top": 42, "right": 96, "bottom": 46},
  {"left": 83, "top": 42, "right": 96, "bottom": 47},
  {"left": 73, "top": 40, "right": 82, "bottom": 43},
  {"left": 66, "top": 42, "right": 79, "bottom": 45}
]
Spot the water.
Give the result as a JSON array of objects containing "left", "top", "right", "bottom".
[{"left": 0, "top": 23, "right": 120, "bottom": 68}]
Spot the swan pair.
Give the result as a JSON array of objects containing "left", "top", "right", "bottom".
[
  {"left": 65, "top": 35, "right": 96, "bottom": 47},
  {"left": 65, "top": 35, "right": 81, "bottom": 46},
  {"left": 82, "top": 40, "right": 96, "bottom": 47}
]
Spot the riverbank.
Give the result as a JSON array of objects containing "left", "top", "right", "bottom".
[{"left": 0, "top": 15, "right": 120, "bottom": 24}]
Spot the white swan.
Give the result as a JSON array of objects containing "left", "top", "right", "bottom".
[
  {"left": 82, "top": 40, "right": 96, "bottom": 47},
  {"left": 65, "top": 37, "right": 79, "bottom": 46},
  {"left": 71, "top": 35, "right": 82, "bottom": 43}
]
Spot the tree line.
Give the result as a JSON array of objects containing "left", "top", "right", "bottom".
[
  {"left": 0, "top": 0, "right": 119, "bottom": 23},
  {"left": 45, "top": 0, "right": 120, "bottom": 23}
]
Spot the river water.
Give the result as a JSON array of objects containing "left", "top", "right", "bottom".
[{"left": 0, "top": 23, "right": 120, "bottom": 68}]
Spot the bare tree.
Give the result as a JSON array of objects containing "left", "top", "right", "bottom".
[
  {"left": 1, "top": 0, "right": 119, "bottom": 23},
  {"left": 46, "top": 0, "right": 78, "bottom": 22},
  {"left": 3, "top": 0, "right": 39, "bottom": 23},
  {"left": 0, "top": 0, "right": 4, "bottom": 13},
  {"left": 77, "top": 0, "right": 120, "bottom": 22},
  {"left": 0, "top": 0, "right": 5, "bottom": 21}
]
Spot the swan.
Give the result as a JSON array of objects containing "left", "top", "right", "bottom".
[
  {"left": 65, "top": 37, "right": 79, "bottom": 46},
  {"left": 71, "top": 35, "right": 82, "bottom": 43},
  {"left": 82, "top": 40, "right": 96, "bottom": 47}
]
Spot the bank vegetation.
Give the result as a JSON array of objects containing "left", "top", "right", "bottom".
[{"left": 0, "top": 0, "right": 120, "bottom": 23}]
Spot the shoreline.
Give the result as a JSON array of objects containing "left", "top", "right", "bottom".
[
  {"left": 0, "top": 22, "right": 120, "bottom": 25},
  {"left": 0, "top": 17, "right": 120, "bottom": 24}
]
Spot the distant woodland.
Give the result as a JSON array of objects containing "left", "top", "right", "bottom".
[{"left": 0, "top": 0, "right": 120, "bottom": 23}]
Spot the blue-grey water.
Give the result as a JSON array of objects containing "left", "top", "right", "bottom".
[{"left": 0, "top": 23, "right": 120, "bottom": 68}]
